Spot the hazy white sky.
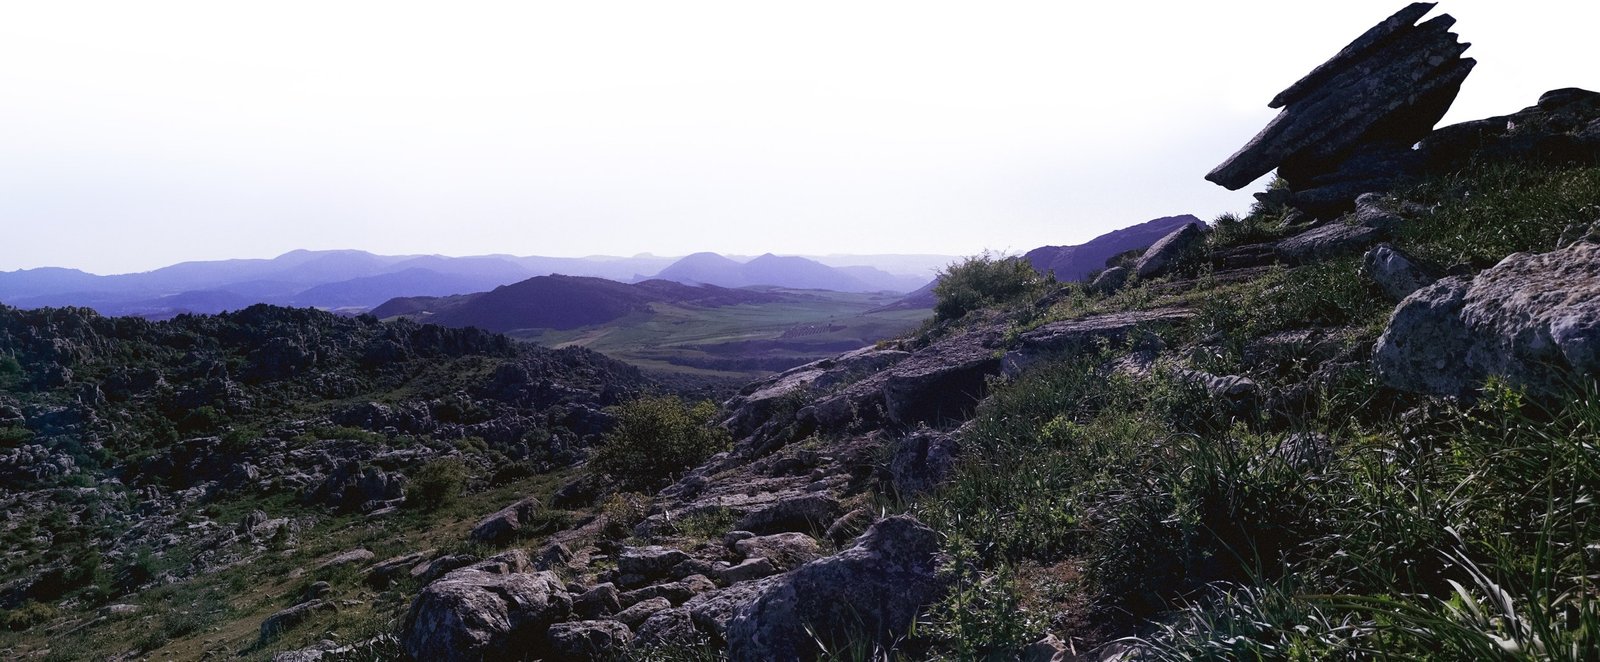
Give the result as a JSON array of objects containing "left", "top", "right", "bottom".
[{"left": 2, "top": 1, "right": 1596, "bottom": 274}]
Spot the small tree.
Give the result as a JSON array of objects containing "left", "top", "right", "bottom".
[
  {"left": 405, "top": 458, "right": 469, "bottom": 511},
  {"left": 590, "top": 395, "right": 730, "bottom": 492},
  {"left": 932, "top": 252, "right": 1047, "bottom": 322}
]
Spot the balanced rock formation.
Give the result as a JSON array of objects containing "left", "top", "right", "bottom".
[{"left": 1207, "top": 3, "right": 1475, "bottom": 215}]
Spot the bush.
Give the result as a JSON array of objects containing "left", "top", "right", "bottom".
[
  {"left": 589, "top": 395, "right": 730, "bottom": 493},
  {"left": 0, "top": 426, "right": 33, "bottom": 448},
  {"left": 932, "top": 252, "right": 1049, "bottom": 322},
  {"left": 405, "top": 459, "right": 470, "bottom": 511},
  {"left": 1, "top": 601, "right": 57, "bottom": 631}
]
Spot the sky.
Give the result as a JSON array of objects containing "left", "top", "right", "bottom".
[{"left": 2, "top": 1, "right": 1597, "bottom": 275}]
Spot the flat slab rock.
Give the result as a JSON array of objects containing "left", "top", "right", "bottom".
[{"left": 1004, "top": 307, "right": 1194, "bottom": 377}]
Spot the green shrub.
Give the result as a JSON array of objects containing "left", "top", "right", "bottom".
[
  {"left": 405, "top": 458, "right": 470, "bottom": 511},
  {"left": 1, "top": 601, "right": 57, "bottom": 631},
  {"left": 932, "top": 252, "right": 1049, "bottom": 322},
  {"left": 0, "top": 426, "right": 33, "bottom": 448},
  {"left": 589, "top": 395, "right": 730, "bottom": 493}
]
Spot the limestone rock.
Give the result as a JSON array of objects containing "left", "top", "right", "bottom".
[
  {"left": 717, "top": 557, "right": 780, "bottom": 584},
  {"left": 1375, "top": 241, "right": 1600, "bottom": 397},
  {"left": 617, "top": 546, "right": 691, "bottom": 581},
  {"left": 615, "top": 596, "right": 673, "bottom": 628},
  {"left": 684, "top": 577, "right": 783, "bottom": 642},
  {"left": 1134, "top": 222, "right": 1207, "bottom": 279},
  {"left": 1208, "top": 3, "right": 1474, "bottom": 196},
  {"left": 1363, "top": 243, "right": 1435, "bottom": 300},
  {"left": 315, "top": 548, "right": 374, "bottom": 571},
  {"left": 635, "top": 607, "right": 700, "bottom": 648},
  {"left": 880, "top": 328, "right": 1004, "bottom": 426},
  {"left": 469, "top": 497, "right": 541, "bottom": 546},
  {"left": 726, "top": 516, "right": 948, "bottom": 660},
  {"left": 1004, "top": 307, "right": 1193, "bottom": 378},
  {"left": 735, "top": 493, "right": 843, "bottom": 535},
  {"left": 888, "top": 429, "right": 961, "bottom": 497},
  {"left": 1422, "top": 87, "right": 1600, "bottom": 173},
  {"left": 545, "top": 620, "right": 631, "bottom": 662},
  {"left": 572, "top": 583, "right": 622, "bottom": 619},
  {"left": 620, "top": 575, "right": 715, "bottom": 606},
  {"left": 1088, "top": 265, "right": 1130, "bottom": 293},
  {"left": 732, "top": 532, "right": 823, "bottom": 571},
  {"left": 401, "top": 569, "right": 571, "bottom": 662}
]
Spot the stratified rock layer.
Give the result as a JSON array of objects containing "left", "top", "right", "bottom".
[{"left": 1207, "top": 3, "right": 1474, "bottom": 212}]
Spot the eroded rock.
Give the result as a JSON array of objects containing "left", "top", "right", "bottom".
[
  {"left": 401, "top": 568, "right": 571, "bottom": 662},
  {"left": 726, "top": 515, "right": 948, "bottom": 660},
  {"left": 1375, "top": 241, "right": 1600, "bottom": 397}
]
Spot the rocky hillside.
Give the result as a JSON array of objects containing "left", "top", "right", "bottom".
[
  {"left": 4, "top": 3, "right": 1600, "bottom": 661},
  {"left": 369, "top": 4, "right": 1600, "bottom": 661}
]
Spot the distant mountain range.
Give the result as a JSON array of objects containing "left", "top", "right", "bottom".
[
  {"left": 371, "top": 275, "right": 787, "bottom": 332},
  {"left": 0, "top": 250, "right": 954, "bottom": 319},
  {"left": 653, "top": 253, "right": 927, "bottom": 293},
  {"left": 0, "top": 215, "right": 1196, "bottom": 320}
]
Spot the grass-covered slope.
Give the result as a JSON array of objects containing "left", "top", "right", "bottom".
[{"left": 906, "top": 160, "right": 1600, "bottom": 659}]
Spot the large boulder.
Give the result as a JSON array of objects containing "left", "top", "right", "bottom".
[
  {"left": 1207, "top": 3, "right": 1474, "bottom": 214},
  {"left": 1375, "top": 241, "right": 1600, "bottom": 397},
  {"left": 544, "top": 620, "right": 632, "bottom": 662},
  {"left": 401, "top": 568, "right": 571, "bottom": 662},
  {"left": 1134, "top": 221, "right": 1207, "bottom": 279},
  {"left": 469, "top": 497, "right": 541, "bottom": 545},
  {"left": 725, "top": 516, "right": 948, "bottom": 660}
]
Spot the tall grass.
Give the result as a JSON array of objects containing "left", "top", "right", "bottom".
[{"left": 1394, "top": 161, "right": 1600, "bottom": 270}]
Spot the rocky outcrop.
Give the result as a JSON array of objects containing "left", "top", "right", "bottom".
[
  {"left": 726, "top": 516, "right": 948, "bottom": 660},
  {"left": 401, "top": 558, "right": 572, "bottom": 662},
  {"left": 731, "top": 532, "right": 822, "bottom": 571},
  {"left": 1375, "top": 240, "right": 1600, "bottom": 397},
  {"left": 881, "top": 330, "right": 1004, "bottom": 427},
  {"left": 1003, "top": 307, "right": 1194, "bottom": 377},
  {"left": 723, "top": 347, "right": 909, "bottom": 438},
  {"left": 1422, "top": 87, "right": 1600, "bottom": 173},
  {"left": 1207, "top": 3, "right": 1474, "bottom": 215}
]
